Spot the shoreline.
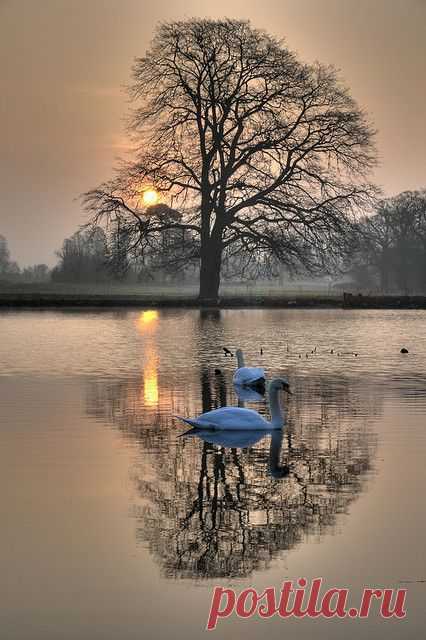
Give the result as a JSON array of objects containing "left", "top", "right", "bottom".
[
  {"left": 1, "top": 292, "right": 426, "bottom": 309},
  {"left": 0, "top": 293, "right": 340, "bottom": 309}
]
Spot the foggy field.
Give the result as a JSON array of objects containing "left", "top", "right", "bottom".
[
  {"left": 3, "top": 282, "right": 426, "bottom": 309},
  {"left": 0, "top": 279, "right": 342, "bottom": 303}
]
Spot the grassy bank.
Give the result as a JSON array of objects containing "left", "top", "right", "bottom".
[
  {"left": 0, "top": 281, "right": 341, "bottom": 308},
  {"left": 2, "top": 283, "right": 425, "bottom": 309}
]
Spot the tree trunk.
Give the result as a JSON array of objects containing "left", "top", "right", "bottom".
[{"left": 198, "top": 231, "right": 223, "bottom": 305}]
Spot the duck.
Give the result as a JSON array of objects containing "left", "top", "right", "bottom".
[
  {"left": 175, "top": 378, "right": 291, "bottom": 430},
  {"left": 233, "top": 348, "right": 265, "bottom": 388}
]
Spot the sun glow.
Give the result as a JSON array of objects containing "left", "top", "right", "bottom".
[
  {"left": 137, "top": 310, "right": 159, "bottom": 330},
  {"left": 141, "top": 188, "right": 160, "bottom": 207}
]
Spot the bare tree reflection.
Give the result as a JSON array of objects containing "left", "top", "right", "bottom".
[{"left": 85, "top": 370, "right": 379, "bottom": 580}]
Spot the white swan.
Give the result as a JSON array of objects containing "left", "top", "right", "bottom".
[
  {"left": 233, "top": 348, "right": 265, "bottom": 388},
  {"left": 176, "top": 378, "right": 291, "bottom": 430}
]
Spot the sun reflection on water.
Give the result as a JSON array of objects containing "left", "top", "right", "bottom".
[
  {"left": 137, "top": 310, "right": 159, "bottom": 331},
  {"left": 136, "top": 311, "right": 159, "bottom": 406},
  {"left": 144, "top": 354, "right": 159, "bottom": 407}
]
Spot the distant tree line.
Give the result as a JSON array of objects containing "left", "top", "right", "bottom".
[
  {"left": 51, "top": 223, "right": 198, "bottom": 283},
  {"left": 347, "top": 190, "right": 426, "bottom": 293},
  {"left": 51, "top": 227, "right": 110, "bottom": 282},
  {"left": 0, "top": 235, "right": 50, "bottom": 283}
]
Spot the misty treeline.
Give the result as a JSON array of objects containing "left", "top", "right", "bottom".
[
  {"left": 50, "top": 224, "right": 181, "bottom": 283},
  {"left": 50, "top": 222, "right": 263, "bottom": 284},
  {"left": 347, "top": 190, "right": 426, "bottom": 293},
  {"left": 0, "top": 235, "right": 50, "bottom": 283}
]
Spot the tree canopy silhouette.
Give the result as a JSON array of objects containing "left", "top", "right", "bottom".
[{"left": 84, "top": 18, "right": 377, "bottom": 302}]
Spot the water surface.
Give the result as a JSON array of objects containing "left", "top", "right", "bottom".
[{"left": 1, "top": 309, "right": 425, "bottom": 639}]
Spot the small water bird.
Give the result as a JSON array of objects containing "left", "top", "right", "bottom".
[
  {"left": 233, "top": 348, "right": 265, "bottom": 388},
  {"left": 175, "top": 378, "right": 291, "bottom": 430},
  {"left": 400, "top": 348, "right": 409, "bottom": 354},
  {"left": 223, "top": 347, "right": 234, "bottom": 357}
]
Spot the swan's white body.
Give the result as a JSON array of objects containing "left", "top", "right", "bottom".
[
  {"left": 233, "top": 349, "right": 265, "bottom": 387},
  {"left": 178, "top": 407, "right": 274, "bottom": 430},
  {"left": 176, "top": 378, "right": 290, "bottom": 431}
]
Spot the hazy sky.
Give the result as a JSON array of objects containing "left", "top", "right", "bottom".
[{"left": 1, "top": 0, "right": 425, "bottom": 266}]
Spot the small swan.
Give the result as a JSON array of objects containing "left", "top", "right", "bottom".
[
  {"left": 175, "top": 378, "right": 291, "bottom": 430},
  {"left": 233, "top": 348, "right": 265, "bottom": 388}
]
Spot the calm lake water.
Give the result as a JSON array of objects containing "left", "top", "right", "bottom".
[{"left": 1, "top": 308, "right": 425, "bottom": 639}]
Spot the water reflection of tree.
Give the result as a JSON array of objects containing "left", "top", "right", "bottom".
[{"left": 85, "top": 371, "right": 379, "bottom": 580}]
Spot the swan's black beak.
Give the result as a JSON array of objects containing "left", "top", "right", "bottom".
[{"left": 284, "top": 384, "right": 292, "bottom": 395}]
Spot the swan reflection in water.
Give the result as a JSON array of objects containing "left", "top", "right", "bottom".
[{"left": 183, "top": 429, "right": 290, "bottom": 477}]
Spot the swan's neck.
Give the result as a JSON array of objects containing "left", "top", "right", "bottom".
[
  {"left": 269, "top": 386, "right": 284, "bottom": 428},
  {"left": 236, "top": 350, "right": 245, "bottom": 368}
]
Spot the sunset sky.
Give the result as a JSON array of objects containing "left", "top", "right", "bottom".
[{"left": 1, "top": 0, "right": 425, "bottom": 267}]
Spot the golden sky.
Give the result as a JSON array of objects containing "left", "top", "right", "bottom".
[{"left": 1, "top": 0, "right": 425, "bottom": 266}]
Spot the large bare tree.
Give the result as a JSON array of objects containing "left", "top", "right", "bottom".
[{"left": 84, "top": 19, "right": 377, "bottom": 302}]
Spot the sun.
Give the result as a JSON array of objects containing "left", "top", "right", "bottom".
[{"left": 141, "top": 188, "right": 160, "bottom": 207}]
